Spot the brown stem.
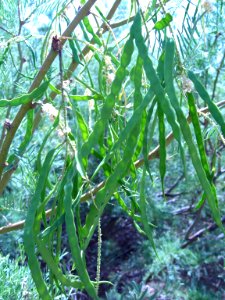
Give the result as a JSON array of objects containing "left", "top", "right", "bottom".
[
  {"left": 33, "top": 0, "right": 123, "bottom": 127},
  {"left": 0, "top": 104, "right": 30, "bottom": 180},
  {"left": 0, "top": 0, "right": 98, "bottom": 180},
  {"left": 37, "top": 1, "right": 121, "bottom": 101},
  {"left": 181, "top": 216, "right": 225, "bottom": 248},
  {"left": 106, "top": 0, "right": 164, "bottom": 31},
  {"left": 108, "top": 16, "right": 135, "bottom": 31}
]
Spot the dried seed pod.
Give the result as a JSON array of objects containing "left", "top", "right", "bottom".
[
  {"left": 52, "top": 35, "right": 62, "bottom": 52},
  {"left": 4, "top": 119, "right": 12, "bottom": 130}
]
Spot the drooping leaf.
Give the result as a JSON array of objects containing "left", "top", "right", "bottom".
[{"left": 0, "top": 81, "right": 49, "bottom": 107}]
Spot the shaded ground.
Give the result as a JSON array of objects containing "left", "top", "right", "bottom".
[
  {"left": 1, "top": 205, "right": 224, "bottom": 299},
  {"left": 59, "top": 210, "right": 225, "bottom": 300}
]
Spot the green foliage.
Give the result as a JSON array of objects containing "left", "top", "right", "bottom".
[
  {"left": 0, "top": 252, "right": 38, "bottom": 299},
  {"left": 154, "top": 13, "right": 173, "bottom": 30},
  {"left": 0, "top": 0, "right": 225, "bottom": 299},
  {"left": 188, "top": 71, "right": 225, "bottom": 137},
  {"left": 104, "top": 220, "right": 225, "bottom": 300}
]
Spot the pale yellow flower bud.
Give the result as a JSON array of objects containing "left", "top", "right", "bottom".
[
  {"left": 42, "top": 103, "right": 58, "bottom": 119},
  {"left": 84, "top": 88, "right": 92, "bottom": 96},
  {"left": 57, "top": 126, "right": 71, "bottom": 138},
  {"left": 88, "top": 99, "right": 95, "bottom": 110},
  {"left": 202, "top": 1, "right": 213, "bottom": 13},
  {"left": 106, "top": 73, "right": 115, "bottom": 84}
]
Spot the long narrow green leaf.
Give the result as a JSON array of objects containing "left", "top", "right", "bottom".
[
  {"left": 186, "top": 92, "right": 211, "bottom": 180},
  {"left": 82, "top": 111, "right": 143, "bottom": 249},
  {"left": 24, "top": 149, "right": 56, "bottom": 300},
  {"left": 36, "top": 238, "right": 83, "bottom": 289},
  {"left": 68, "top": 39, "right": 81, "bottom": 64},
  {"left": 142, "top": 98, "right": 157, "bottom": 176},
  {"left": 62, "top": 13, "right": 82, "bottom": 65},
  {"left": 64, "top": 163, "right": 98, "bottom": 299},
  {"left": 83, "top": 16, "right": 102, "bottom": 46},
  {"left": 91, "top": 88, "right": 154, "bottom": 179},
  {"left": 73, "top": 107, "right": 89, "bottom": 142},
  {"left": 114, "top": 192, "right": 141, "bottom": 223},
  {"left": 70, "top": 94, "right": 104, "bottom": 101},
  {"left": 39, "top": 178, "right": 84, "bottom": 240},
  {"left": 49, "top": 82, "right": 61, "bottom": 94},
  {"left": 81, "top": 35, "right": 134, "bottom": 161},
  {"left": 18, "top": 110, "right": 34, "bottom": 153},
  {"left": 164, "top": 39, "right": 223, "bottom": 230},
  {"left": 187, "top": 92, "right": 217, "bottom": 212},
  {"left": 133, "top": 56, "right": 147, "bottom": 161},
  {"left": 188, "top": 71, "right": 225, "bottom": 138},
  {"left": 157, "top": 102, "right": 166, "bottom": 195},
  {"left": 139, "top": 168, "right": 156, "bottom": 253},
  {"left": 131, "top": 13, "right": 185, "bottom": 167},
  {"left": 0, "top": 81, "right": 48, "bottom": 107}
]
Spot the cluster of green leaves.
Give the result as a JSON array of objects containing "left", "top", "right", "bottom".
[
  {"left": 0, "top": 0, "right": 225, "bottom": 299},
  {"left": 0, "top": 252, "right": 38, "bottom": 299}
]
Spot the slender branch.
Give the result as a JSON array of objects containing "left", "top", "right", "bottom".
[
  {"left": 0, "top": 26, "right": 14, "bottom": 36},
  {"left": 106, "top": 0, "right": 164, "bottom": 31},
  {"left": 104, "top": 0, "right": 122, "bottom": 20},
  {"left": 166, "top": 174, "right": 185, "bottom": 194},
  {"left": 184, "top": 204, "right": 204, "bottom": 239},
  {"left": 0, "top": 0, "right": 98, "bottom": 180},
  {"left": 173, "top": 205, "right": 195, "bottom": 215},
  {"left": 107, "top": 16, "right": 135, "bottom": 30},
  {"left": 158, "top": 191, "right": 188, "bottom": 198},
  {"left": 181, "top": 216, "right": 225, "bottom": 248},
  {"left": 1, "top": 100, "right": 225, "bottom": 234},
  {"left": 211, "top": 49, "right": 225, "bottom": 100}
]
